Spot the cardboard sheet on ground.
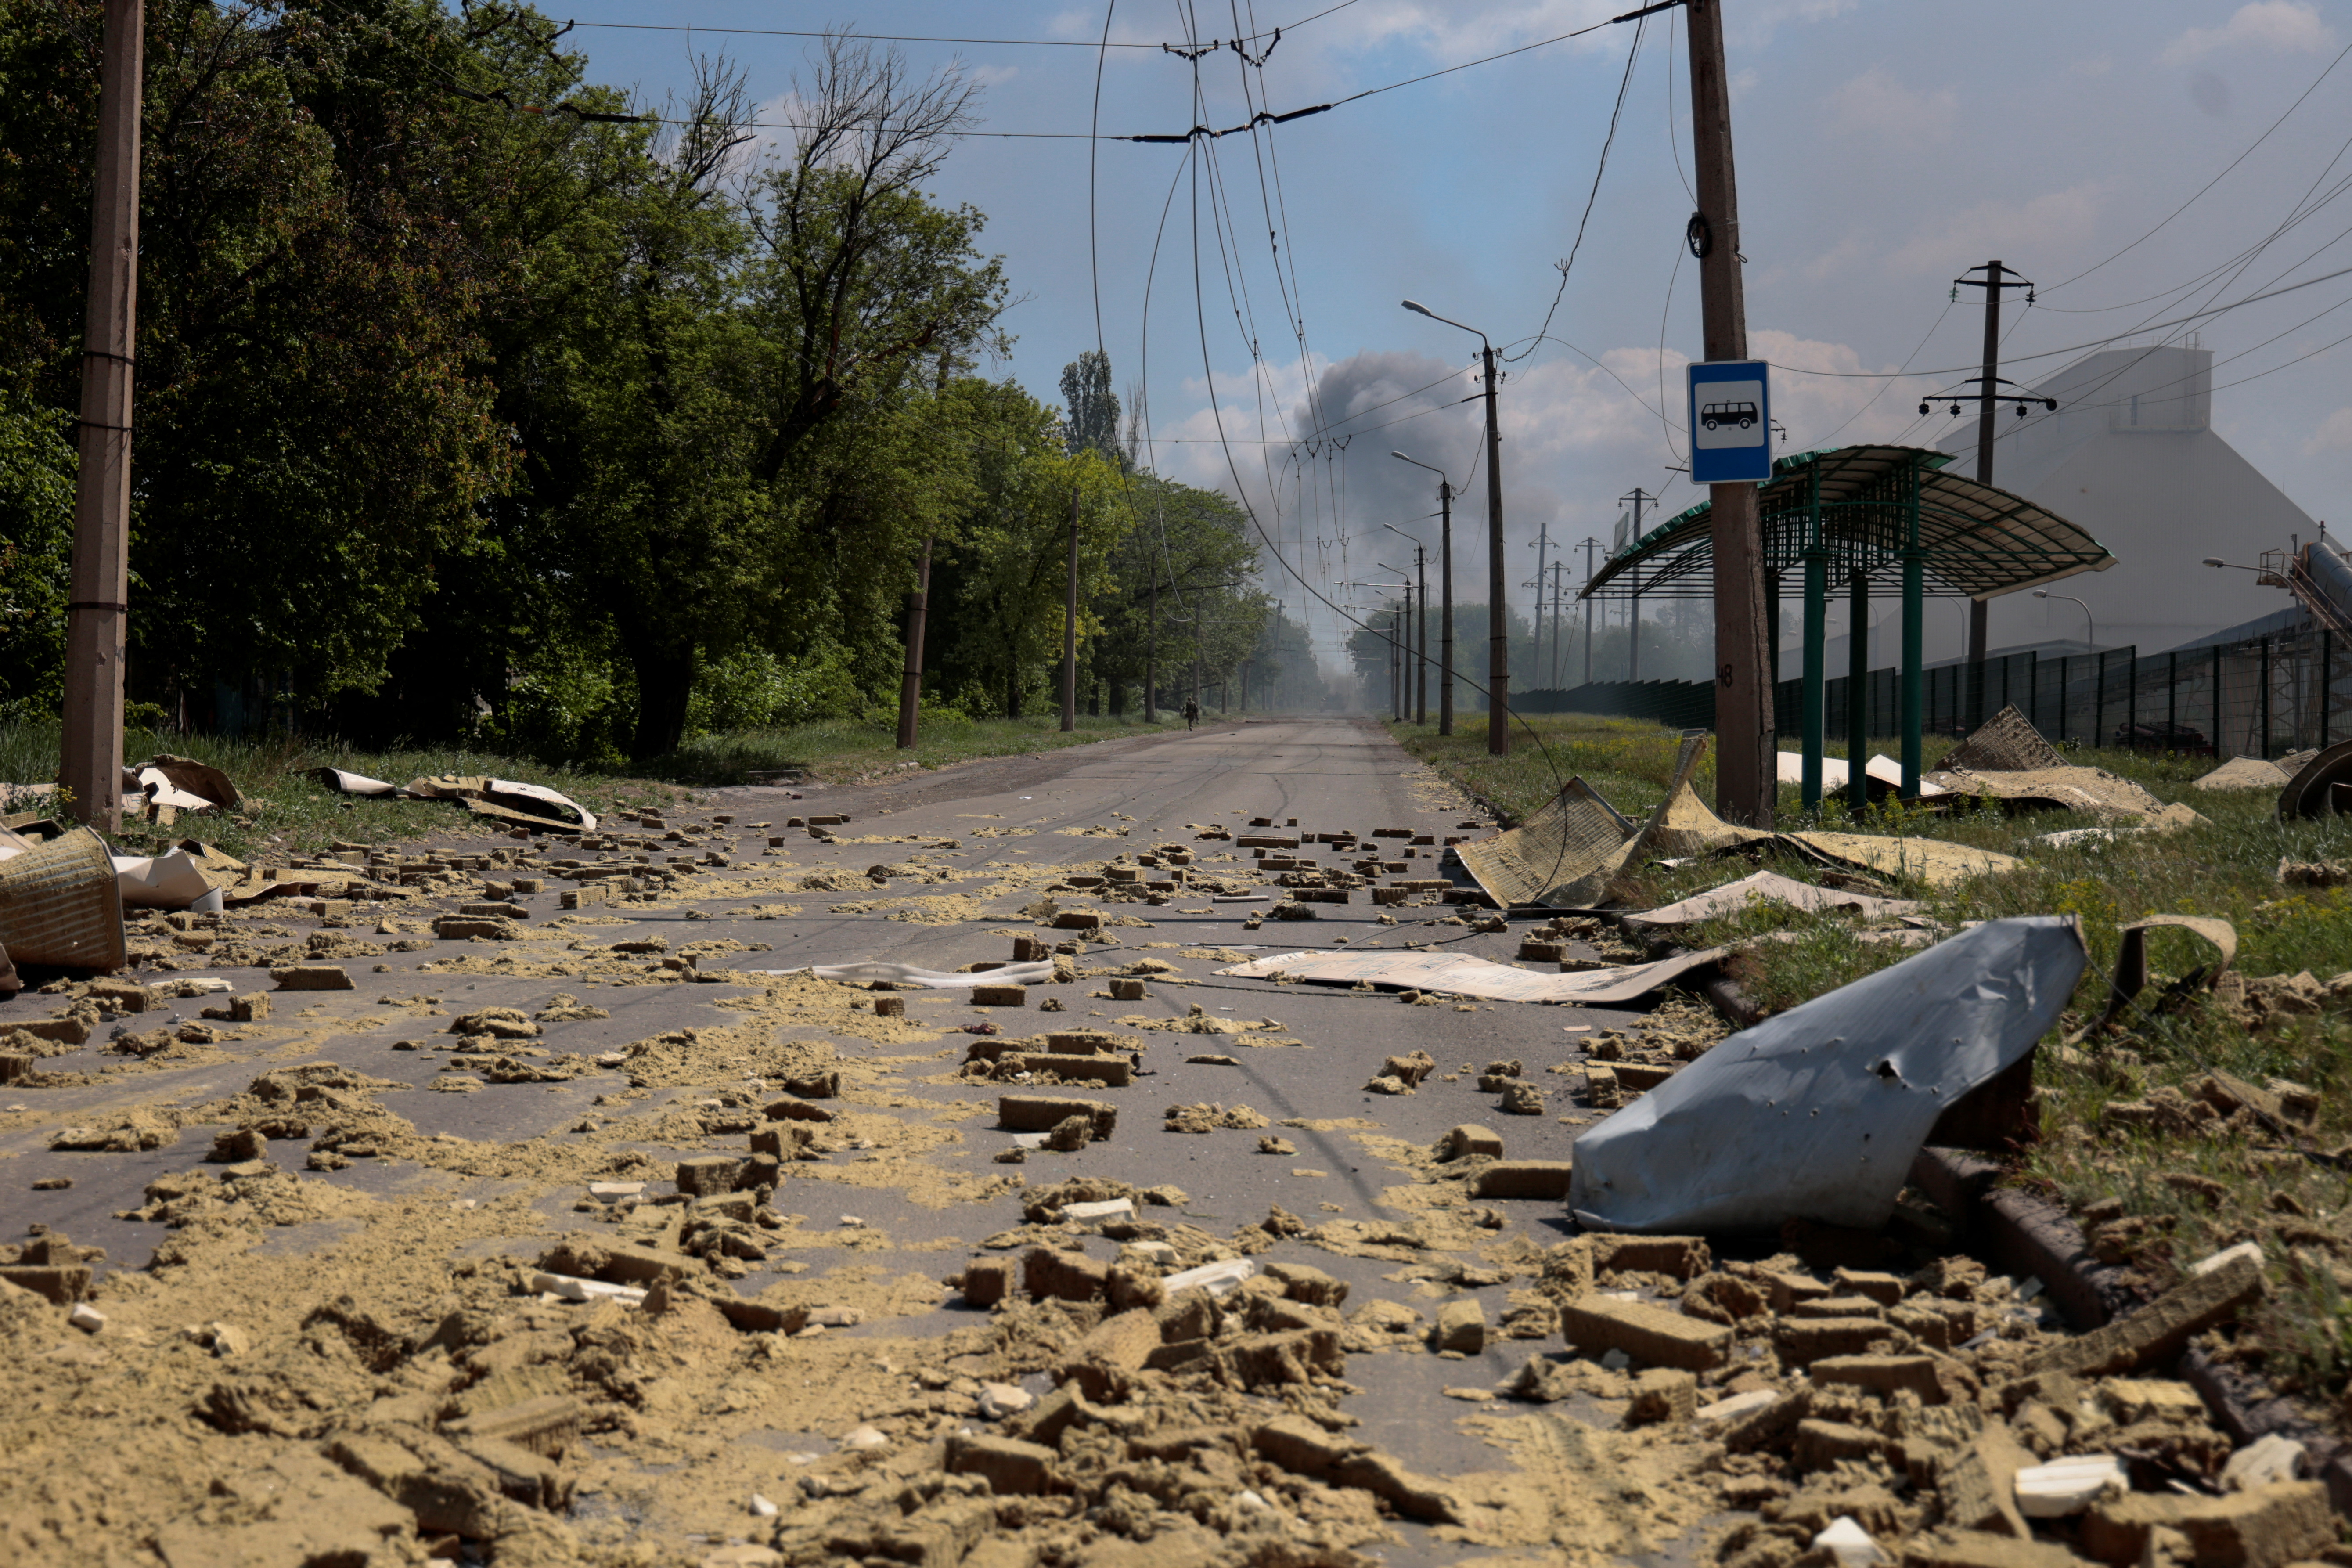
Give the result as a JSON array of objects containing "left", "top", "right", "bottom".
[
  {"left": 1775, "top": 752, "right": 1950, "bottom": 798},
  {"left": 770, "top": 960, "right": 1059, "bottom": 989},
  {"left": 1215, "top": 946, "right": 1726, "bottom": 1006},
  {"left": 2035, "top": 801, "right": 2207, "bottom": 848},
  {"left": 1783, "top": 830, "right": 2022, "bottom": 887},
  {"left": 1568, "top": 915, "right": 2086, "bottom": 1233},
  {"left": 1925, "top": 764, "right": 2163, "bottom": 820},
  {"left": 112, "top": 851, "right": 219, "bottom": 909},
  {"left": 1621, "top": 870, "right": 1922, "bottom": 930}
]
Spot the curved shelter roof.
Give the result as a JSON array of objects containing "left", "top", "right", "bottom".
[{"left": 1580, "top": 444, "right": 2115, "bottom": 601}]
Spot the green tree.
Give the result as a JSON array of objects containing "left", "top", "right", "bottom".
[{"left": 1059, "top": 350, "right": 1120, "bottom": 461}]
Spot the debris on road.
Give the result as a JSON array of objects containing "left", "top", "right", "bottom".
[
  {"left": 0, "top": 824, "right": 127, "bottom": 970},
  {"left": 775, "top": 959, "right": 1058, "bottom": 988},
  {"left": 1217, "top": 945, "right": 1729, "bottom": 1006},
  {"left": 1569, "top": 916, "right": 2087, "bottom": 1232}
]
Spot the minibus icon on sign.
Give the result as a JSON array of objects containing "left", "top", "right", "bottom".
[{"left": 1687, "top": 360, "right": 1771, "bottom": 483}]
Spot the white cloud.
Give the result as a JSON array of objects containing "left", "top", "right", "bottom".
[
  {"left": 2160, "top": 1, "right": 2336, "bottom": 65},
  {"left": 2305, "top": 406, "right": 2352, "bottom": 456},
  {"left": 1886, "top": 184, "right": 2106, "bottom": 275},
  {"left": 1829, "top": 65, "right": 1958, "bottom": 146}
]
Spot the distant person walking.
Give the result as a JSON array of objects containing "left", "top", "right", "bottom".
[{"left": 1183, "top": 698, "right": 1199, "bottom": 731}]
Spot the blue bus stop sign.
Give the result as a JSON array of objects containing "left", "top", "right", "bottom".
[{"left": 1688, "top": 360, "right": 1771, "bottom": 484}]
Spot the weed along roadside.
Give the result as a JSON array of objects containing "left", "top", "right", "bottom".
[{"left": 5, "top": 712, "right": 2352, "bottom": 1566}]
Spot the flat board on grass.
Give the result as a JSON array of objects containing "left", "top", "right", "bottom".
[
  {"left": 1214, "top": 946, "right": 1727, "bottom": 1006},
  {"left": 1622, "top": 869, "right": 1922, "bottom": 930}
]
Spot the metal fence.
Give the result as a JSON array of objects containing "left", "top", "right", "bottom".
[{"left": 1522, "top": 624, "right": 2352, "bottom": 759}]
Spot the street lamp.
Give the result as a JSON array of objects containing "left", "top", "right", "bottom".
[
  {"left": 2032, "top": 589, "right": 2093, "bottom": 652},
  {"left": 1403, "top": 299, "right": 1508, "bottom": 755},
  {"left": 1391, "top": 451, "right": 1455, "bottom": 735},
  {"left": 1382, "top": 524, "right": 1429, "bottom": 725}
]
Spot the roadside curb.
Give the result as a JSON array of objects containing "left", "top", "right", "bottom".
[{"left": 1909, "top": 1144, "right": 2352, "bottom": 1518}]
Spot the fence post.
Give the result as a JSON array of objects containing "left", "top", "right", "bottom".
[
  {"left": 2167, "top": 650, "right": 2177, "bottom": 750},
  {"left": 2093, "top": 651, "right": 2107, "bottom": 749},
  {"left": 2260, "top": 636, "right": 2272, "bottom": 758},
  {"left": 2322, "top": 631, "right": 2334, "bottom": 751}
]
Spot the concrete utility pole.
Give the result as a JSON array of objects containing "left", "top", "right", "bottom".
[
  {"left": 62, "top": 0, "right": 144, "bottom": 832},
  {"left": 1480, "top": 343, "right": 1509, "bottom": 754},
  {"left": 1528, "top": 522, "right": 1551, "bottom": 691},
  {"left": 1685, "top": 0, "right": 1773, "bottom": 825},
  {"left": 1549, "top": 560, "right": 1567, "bottom": 687},
  {"left": 1414, "top": 547, "right": 1429, "bottom": 723},
  {"left": 1400, "top": 302, "right": 1507, "bottom": 753},
  {"left": 1956, "top": 259, "right": 2039, "bottom": 727},
  {"left": 1580, "top": 537, "right": 1600, "bottom": 684},
  {"left": 1621, "top": 489, "right": 1654, "bottom": 685},
  {"left": 1392, "top": 451, "right": 1455, "bottom": 735},
  {"left": 1145, "top": 573, "right": 1159, "bottom": 723},
  {"left": 895, "top": 534, "right": 933, "bottom": 748},
  {"left": 1060, "top": 487, "right": 1079, "bottom": 732}
]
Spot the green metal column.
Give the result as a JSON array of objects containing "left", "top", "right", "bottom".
[
  {"left": 1847, "top": 569, "right": 1869, "bottom": 811},
  {"left": 1900, "top": 468, "right": 1924, "bottom": 795},
  {"left": 1802, "top": 551, "right": 1827, "bottom": 807}
]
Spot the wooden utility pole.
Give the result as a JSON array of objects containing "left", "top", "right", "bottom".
[
  {"left": 1480, "top": 344, "right": 1509, "bottom": 755},
  {"left": 895, "top": 534, "right": 933, "bottom": 748},
  {"left": 1413, "top": 544, "right": 1428, "bottom": 725},
  {"left": 61, "top": 0, "right": 144, "bottom": 832},
  {"left": 1686, "top": 0, "right": 1774, "bottom": 825},
  {"left": 1060, "top": 487, "right": 1079, "bottom": 732}
]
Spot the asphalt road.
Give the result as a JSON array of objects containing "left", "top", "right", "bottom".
[{"left": 0, "top": 716, "right": 1708, "bottom": 1567}]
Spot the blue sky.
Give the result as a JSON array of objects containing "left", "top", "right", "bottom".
[{"left": 560, "top": 1, "right": 2352, "bottom": 672}]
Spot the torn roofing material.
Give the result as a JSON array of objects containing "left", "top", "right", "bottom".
[
  {"left": 1568, "top": 915, "right": 2085, "bottom": 1234},
  {"left": 1781, "top": 831, "right": 2023, "bottom": 888},
  {"left": 1938, "top": 705, "right": 2066, "bottom": 773},
  {"left": 0, "top": 825, "right": 128, "bottom": 970},
  {"left": 1453, "top": 735, "right": 1721, "bottom": 910},
  {"left": 1215, "top": 946, "right": 1726, "bottom": 1006},
  {"left": 1923, "top": 764, "right": 2164, "bottom": 821},
  {"left": 313, "top": 772, "right": 601, "bottom": 833},
  {"left": 1455, "top": 737, "right": 2020, "bottom": 906},
  {"left": 1621, "top": 870, "right": 1922, "bottom": 931},
  {"left": 1450, "top": 777, "right": 1638, "bottom": 909},
  {"left": 2278, "top": 739, "right": 2352, "bottom": 821}
]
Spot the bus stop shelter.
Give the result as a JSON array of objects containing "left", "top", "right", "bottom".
[{"left": 1579, "top": 445, "right": 2114, "bottom": 806}]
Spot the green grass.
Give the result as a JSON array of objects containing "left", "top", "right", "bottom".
[
  {"left": 0, "top": 711, "right": 1184, "bottom": 861},
  {"left": 1400, "top": 712, "right": 2352, "bottom": 1413}
]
